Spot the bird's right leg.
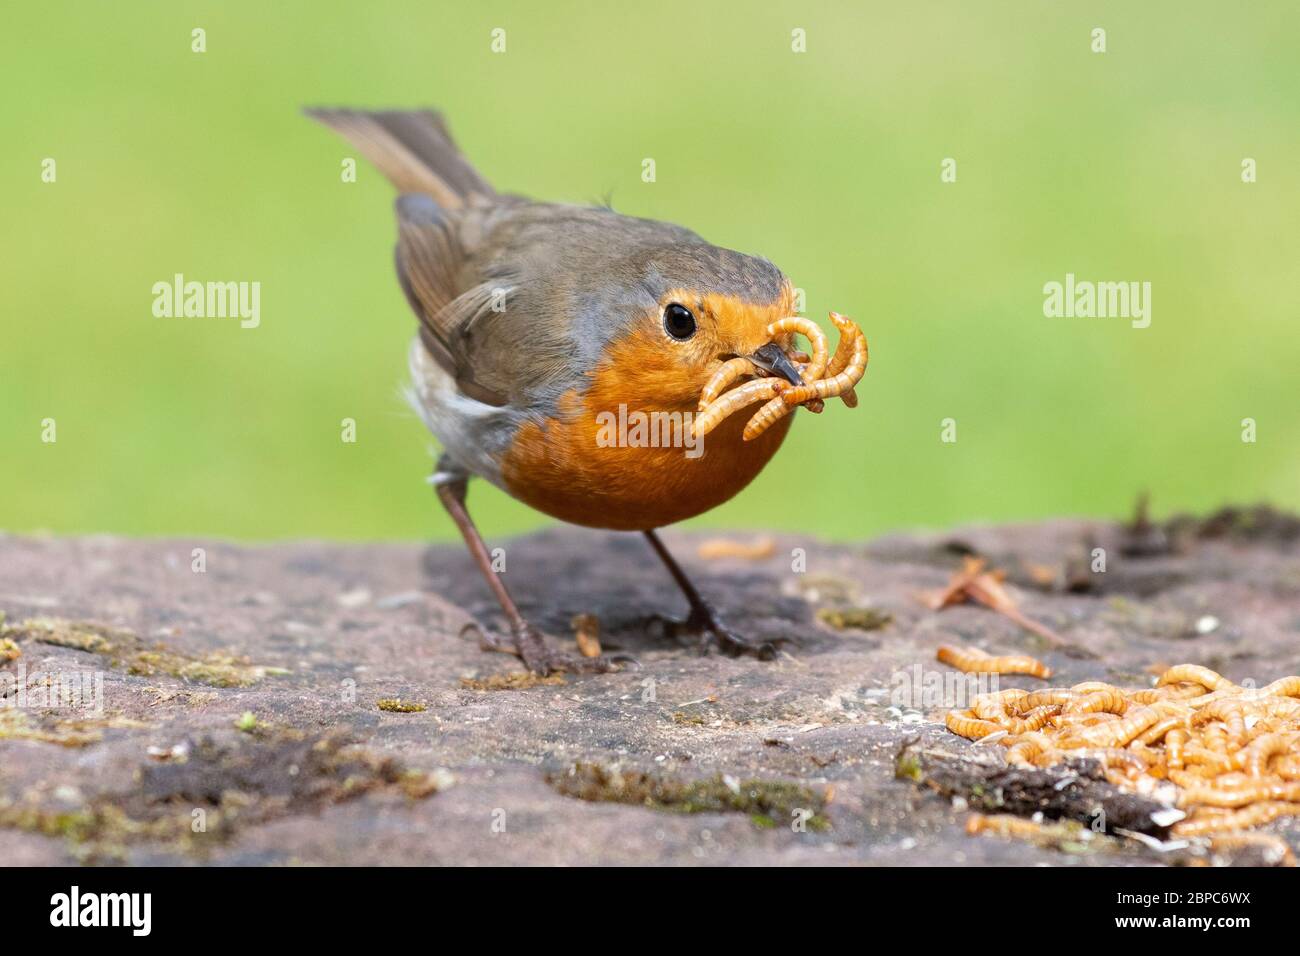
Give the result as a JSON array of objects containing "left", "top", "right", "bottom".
[{"left": 431, "top": 459, "right": 625, "bottom": 675}]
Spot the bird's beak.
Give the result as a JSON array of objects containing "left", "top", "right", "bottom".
[{"left": 748, "top": 342, "right": 804, "bottom": 386}]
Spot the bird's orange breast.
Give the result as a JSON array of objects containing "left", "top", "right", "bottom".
[{"left": 498, "top": 329, "right": 794, "bottom": 531}]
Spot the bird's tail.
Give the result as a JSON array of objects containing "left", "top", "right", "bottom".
[{"left": 303, "top": 108, "right": 495, "bottom": 209}]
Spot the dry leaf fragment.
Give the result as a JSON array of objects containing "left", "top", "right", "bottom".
[{"left": 922, "top": 557, "right": 1065, "bottom": 647}]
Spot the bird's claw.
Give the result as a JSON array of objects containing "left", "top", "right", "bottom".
[
  {"left": 462, "top": 620, "right": 634, "bottom": 675},
  {"left": 647, "top": 602, "right": 781, "bottom": 661}
]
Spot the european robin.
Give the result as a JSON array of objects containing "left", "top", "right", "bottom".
[{"left": 307, "top": 108, "right": 822, "bottom": 674}]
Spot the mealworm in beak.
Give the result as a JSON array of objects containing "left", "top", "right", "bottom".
[
  {"left": 692, "top": 377, "right": 782, "bottom": 439},
  {"left": 698, "top": 357, "right": 761, "bottom": 410}
]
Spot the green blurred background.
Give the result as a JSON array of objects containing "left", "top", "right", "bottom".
[{"left": 3, "top": 1, "right": 1297, "bottom": 543}]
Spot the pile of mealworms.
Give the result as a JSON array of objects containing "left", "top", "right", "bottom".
[
  {"left": 943, "top": 662, "right": 1300, "bottom": 838},
  {"left": 693, "top": 312, "right": 868, "bottom": 441},
  {"left": 964, "top": 812, "right": 1297, "bottom": 864}
]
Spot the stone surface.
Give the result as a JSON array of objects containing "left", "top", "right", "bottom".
[{"left": 1, "top": 507, "right": 1297, "bottom": 865}]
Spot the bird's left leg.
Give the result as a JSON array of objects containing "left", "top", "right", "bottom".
[
  {"left": 642, "top": 529, "right": 779, "bottom": 660},
  {"left": 432, "top": 460, "right": 627, "bottom": 675}
]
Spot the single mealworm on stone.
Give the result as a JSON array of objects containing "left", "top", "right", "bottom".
[
  {"left": 936, "top": 644, "right": 1052, "bottom": 679},
  {"left": 937, "top": 645, "right": 990, "bottom": 668},
  {"left": 694, "top": 536, "right": 777, "bottom": 560},
  {"left": 965, "top": 813, "right": 1044, "bottom": 839},
  {"left": 571, "top": 613, "right": 602, "bottom": 658},
  {"left": 692, "top": 377, "right": 781, "bottom": 439},
  {"left": 698, "top": 357, "right": 760, "bottom": 410}
]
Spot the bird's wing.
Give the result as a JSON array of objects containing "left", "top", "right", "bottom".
[
  {"left": 397, "top": 199, "right": 706, "bottom": 411},
  {"left": 394, "top": 195, "right": 522, "bottom": 407}
]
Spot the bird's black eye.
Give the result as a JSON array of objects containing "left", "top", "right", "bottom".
[{"left": 663, "top": 303, "right": 697, "bottom": 341}]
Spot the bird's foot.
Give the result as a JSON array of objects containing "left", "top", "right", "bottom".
[
  {"left": 647, "top": 601, "right": 781, "bottom": 661},
  {"left": 462, "top": 620, "right": 634, "bottom": 675}
]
